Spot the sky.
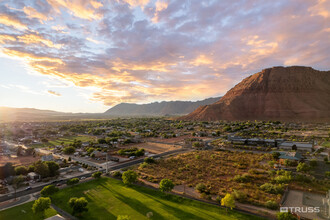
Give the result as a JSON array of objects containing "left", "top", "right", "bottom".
[{"left": 0, "top": 0, "right": 329, "bottom": 113}]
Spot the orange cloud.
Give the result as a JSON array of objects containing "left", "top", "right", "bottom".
[
  {"left": 190, "top": 54, "right": 213, "bottom": 66},
  {"left": 152, "top": 1, "right": 168, "bottom": 23},
  {"left": 0, "top": 34, "right": 16, "bottom": 44},
  {"left": 47, "top": 90, "right": 61, "bottom": 96},
  {"left": 23, "top": 6, "right": 49, "bottom": 23},
  {"left": 119, "top": 0, "right": 150, "bottom": 8},
  {"left": 309, "top": 0, "right": 330, "bottom": 18},
  {"left": 47, "top": 0, "right": 103, "bottom": 20},
  {"left": 17, "top": 34, "right": 62, "bottom": 49},
  {"left": 2, "top": 48, "right": 63, "bottom": 64},
  {"left": 0, "top": 14, "right": 27, "bottom": 30},
  {"left": 90, "top": 1, "right": 103, "bottom": 9}
]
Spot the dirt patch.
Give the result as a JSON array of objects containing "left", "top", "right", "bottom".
[
  {"left": 128, "top": 142, "right": 180, "bottom": 154},
  {"left": 0, "top": 155, "right": 40, "bottom": 166}
]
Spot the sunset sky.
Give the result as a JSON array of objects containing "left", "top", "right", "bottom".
[{"left": 0, "top": 0, "right": 329, "bottom": 113}]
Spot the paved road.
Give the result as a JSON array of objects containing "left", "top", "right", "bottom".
[{"left": 0, "top": 148, "right": 187, "bottom": 203}]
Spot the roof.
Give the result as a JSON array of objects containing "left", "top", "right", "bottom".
[
  {"left": 44, "top": 214, "right": 66, "bottom": 220},
  {"left": 279, "top": 141, "right": 312, "bottom": 148},
  {"left": 277, "top": 151, "right": 304, "bottom": 160}
]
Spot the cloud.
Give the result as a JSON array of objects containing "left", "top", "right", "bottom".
[
  {"left": 46, "top": 0, "right": 103, "bottom": 20},
  {"left": 0, "top": 13, "right": 27, "bottom": 30},
  {"left": 17, "top": 33, "right": 62, "bottom": 48},
  {"left": 0, "top": 0, "right": 329, "bottom": 107},
  {"left": 23, "top": 6, "right": 49, "bottom": 23},
  {"left": 47, "top": 90, "right": 61, "bottom": 96}
]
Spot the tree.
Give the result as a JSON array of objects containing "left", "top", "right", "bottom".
[
  {"left": 41, "top": 185, "right": 59, "bottom": 197},
  {"left": 45, "top": 161, "right": 60, "bottom": 177},
  {"left": 68, "top": 197, "right": 88, "bottom": 216},
  {"left": 67, "top": 178, "right": 79, "bottom": 186},
  {"left": 272, "top": 152, "right": 281, "bottom": 160},
  {"left": 32, "top": 197, "right": 51, "bottom": 217},
  {"left": 276, "top": 211, "right": 297, "bottom": 220},
  {"left": 221, "top": 193, "right": 235, "bottom": 211},
  {"left": 159, "top": 179, "right": 174, "bottom": 192},
  {"left": 15, "top": 166, "right": 28, "bottom": 175},
  {"left": 144, "top": 157, "right": 155, "bottom": 164},
  {"left": 63, "top": 146, "right": 75, "bottom": 154},
  {"left": 92, "top": 171, "right": 102, "bottom": 179},
  {"left": 3, "top": 162, "right": 15, "bottom": 178},
  {"left": 12, "top": 175, "right": 25, "bottom": 200},
  {"left": 122, "top": 170, "right": 138, "bottom": 185},
  {"left": 195, "top": 183, "right": 207, "bottom": 193},
  {"left": 296, "top": 162, "right": 310, "bottom": 173},
  {"left": 34, "top": 161, "right": 49, "bottom": 178}
]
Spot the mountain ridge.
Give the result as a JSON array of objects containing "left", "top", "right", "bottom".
[
  {"left": 104, "top": 97, "right": 221, "bottom": 116},
  {"left": 180, "top": 66, "right": 330, "bottom": 121}
]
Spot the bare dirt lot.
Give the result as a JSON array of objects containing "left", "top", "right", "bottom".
[
  {"left": 129, "top": 142, "right": 180, "bottom": 154},
  {"left": 0, "top": 155, "right": 40, "bottom": 166}
]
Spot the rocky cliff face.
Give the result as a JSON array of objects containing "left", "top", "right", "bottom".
[{"left": 181, "top": 66, "right": 330, "bottom": 121}]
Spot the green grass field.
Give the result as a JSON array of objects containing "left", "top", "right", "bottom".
[
  {"left": 0, "top": 201, "right": 57, "bottom": 220},
  {"left": 322, "top": 141, "right": 330, "bottom": 148},
  {"left": 31, "top": 135, "right": 96, "bottom": 148},
  {"left": 51, "top": 177, "right": 263, "bottom": 220}
]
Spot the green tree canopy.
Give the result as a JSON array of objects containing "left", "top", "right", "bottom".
[
  {"left": 68, "top": 197, "right": 88, "bottom": 216},
  {"left": 159, "top": 179, "right": 174, "bottom": 192},
  {"left": 41, "top": 185, "right": 59, "bottom": 197},
  {"left": 122, "top": 170, "right": 138, "bottom": 185},
  {"left": 92, "top": 171, "right": 102, "bottom": 179},
  {"left": 32, "top": 197, "right": 51, "bottom": 216},
  {"left": 67, "top": 178, "right": 79, "bottom": 186}
]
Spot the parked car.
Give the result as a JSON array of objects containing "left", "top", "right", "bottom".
[
  {"left": 80, "top": 177, "right": 86, "bottom": 180},
  {"left": 25, "top": 186, "right": 32, "bottom": 191}
]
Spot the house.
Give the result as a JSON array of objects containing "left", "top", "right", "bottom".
[
  {"left": 92, "top": 150, "right": 106, "bottom": 159},
  {"left": 41, "top": 154, "right": 54, "bottom": 161},
  {"left": 277, "top": 151, "right": 304, "bottom": 165},
  {"left": 279, "top": 141, "right": 313, "bottom": 152},
  {"left": 27, "top": 172, "right": 40, "bottom": 180}
]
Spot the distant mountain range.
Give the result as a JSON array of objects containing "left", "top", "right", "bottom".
[
  {"left": 104, "top": 97, "right": 221, "bottom": 116},
  {"left": 181, "top": 66, "right": 330, "bottom": 121},
  {"left": 0, "top": 97, "right": 220, "bottom": 121}
]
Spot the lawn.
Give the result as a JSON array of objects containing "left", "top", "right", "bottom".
[
  {"left": 31, "top": 135, "right": 96, "bottom": 148},
  {"left": 0, "top": 201, "right": 57, "bottom": 220},
  {"left": 322, "top": 141, "right": 330, "bottom": 148},
  {"left": 51, "top": 177, "right": 263, "bottom": 220}
]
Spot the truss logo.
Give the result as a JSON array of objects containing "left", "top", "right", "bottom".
[{"left": 280, "top": 207, "right": 320, "bottom": 213}]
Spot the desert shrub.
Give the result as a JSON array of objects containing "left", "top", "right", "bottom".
[
  {"left": 195, "top": 183, "right": 207, "bottom": 193},
  {"left": 232, "top": 190, "right": 247, "bottom": 202},
  {"left": 144, "top": 157, "right": 155, "bottom": 164},
  {"left": 233, "top": 173, "right": 251, "bottom": 183},
  {"left": 139, "top": 162, "right": 148, "bottom": 169},
  {"left": 265, "top": 200, "right": 278, "bottom": 210},
  {"left": 260, "top": 183, "right": 284, "bottom": 194}
]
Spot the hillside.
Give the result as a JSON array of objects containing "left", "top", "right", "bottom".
[
  {"left": 104, "top": 97, "right": 221, "bottom": 116},
  {"left": 181, "top": 66, "right": 330, "bottom": 121},
  {"left": 0, "top": 107, "right": 109, "bottom": 122}
]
